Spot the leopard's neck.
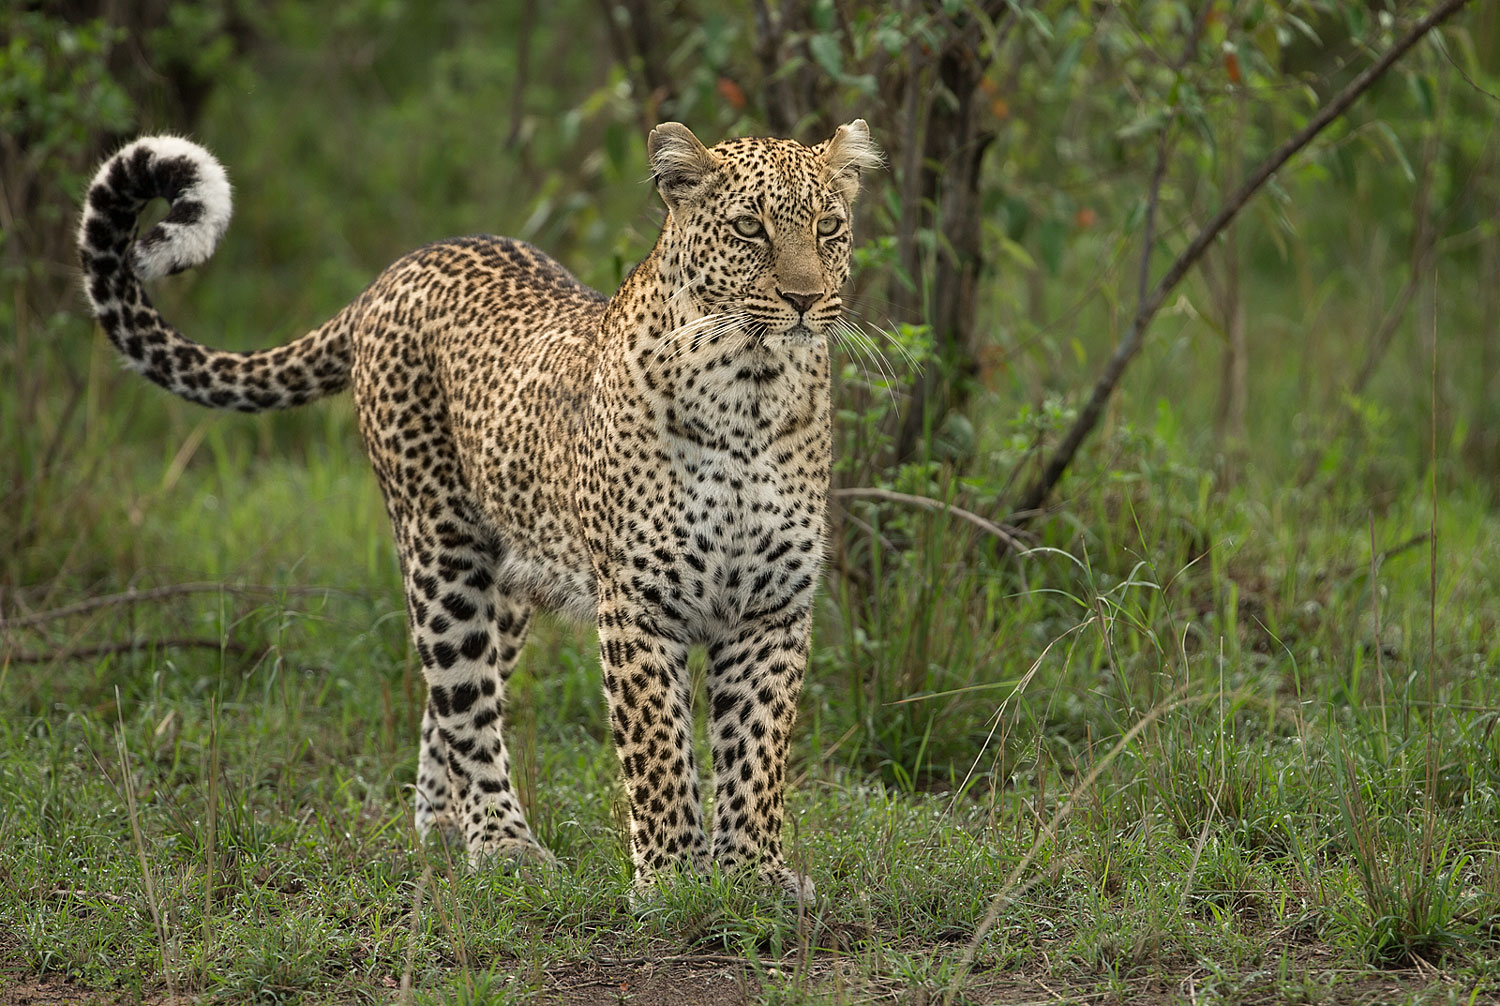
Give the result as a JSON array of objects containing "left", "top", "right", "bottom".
[{"left": 596, "top": 246, "right": 832, "bottom": 459}]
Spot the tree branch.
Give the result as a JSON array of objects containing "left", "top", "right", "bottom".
[
  {"left": 3, "top": 638, "right": 249, "bottom": 665},
  {"left": 0, "top": 582, "right": 351, "bottom": 630},
  {"left": 751, "top": 0, "right": 794, "bottom": 135},
  {"left": 505, "top": 0, "right": 537, "bottom": 149},
  {"left": 833, "top": 486, "right": 1034, "bottom": 552},
  {"left": 1009, "top": 0, "right": 1473, "bottom": 519}
]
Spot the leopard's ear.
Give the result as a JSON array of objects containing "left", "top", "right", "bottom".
[
  {"left": 817, "top": 119, "right": 882, "bottom": 203},
  {"left": 648, "top": 122, "right": 720, "bottom": 210}
]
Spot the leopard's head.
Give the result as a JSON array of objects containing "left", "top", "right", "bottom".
[{"left": 647, "top": 120, "right": 880, "bottom": 348}]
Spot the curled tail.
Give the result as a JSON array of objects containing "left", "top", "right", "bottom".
[{"left": 77, "top": 136, "right": 351, "bottom": 412}]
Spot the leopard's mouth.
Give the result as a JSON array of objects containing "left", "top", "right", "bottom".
[{"left": 740, "top": 319, "right": 822, "bottom": 348}]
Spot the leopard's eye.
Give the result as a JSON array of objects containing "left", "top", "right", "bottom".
[
  {"left": 816, "top": 215, "right": 843, "bottom": 237},
  {"left": 731, "top": 216, "right": 766, "bottom": 239}
]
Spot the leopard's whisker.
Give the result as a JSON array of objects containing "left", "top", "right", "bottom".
[
  {"left": 836, "top": 317, "right": 915, "bottom": 419},
  {"left": 660, "top": 314, "right": 748, "bottom": 362},
  {"left": 830, "top": 324, "right": 880, "bottom": 392},
  {"left": 832, "top": 317, "right": 897, "bottom": 390},
  {"left": 844, "top": 308, "right": 922, "bottom": 372},
  {"left": 656, "top": 313, "right": 739, "bottom": 361},
  {"left": 692, "top": 313, "right": 752, "bottom": 353},
  {"left": 667, "top": 273, "right": 707, "bottom": 309},
  {"left": 830, "top": 319, "right": 899, "bottom": 415}
]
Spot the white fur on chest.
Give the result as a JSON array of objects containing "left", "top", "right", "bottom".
[{"left": 671, "top": 437, "right": 804, "bottom": 630}]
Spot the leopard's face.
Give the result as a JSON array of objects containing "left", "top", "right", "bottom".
[{"left": 649, "top": 121, "right": 879, "bottom": 350}]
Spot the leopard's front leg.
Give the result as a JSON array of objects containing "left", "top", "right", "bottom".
[
  {"left": 596, "top": 589, "right": 709, "bottom": 889},
  {"left": 707, "top": 605, "right": 813, "bottom": 900}
]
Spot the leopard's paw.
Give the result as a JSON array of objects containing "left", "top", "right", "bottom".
[
  {"left": 415, "top": 809, "right": 463, "bottom": 849},
  {"left": 468, "top": 836, "right": 557, "bottom": 873},
  {"left": 764, "top": 864, "right": 816, "bottom": 904}
]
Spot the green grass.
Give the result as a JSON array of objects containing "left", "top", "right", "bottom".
[{"left": 3, "top": 391, "right": 1499, "bottom": 1003}]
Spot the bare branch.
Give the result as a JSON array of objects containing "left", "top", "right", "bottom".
[
  {"left": 1315, "top": 531, "right": 1434, "bottom": 583},
  {"left": 505, "top": 0, "right": 537, "bottom": 149},
  {"left": 3, "top": 638, "right": 250, "bottom": 664},
  {"left": 1010, "top": 0, "right": 1474, "bottom": 519},
  {"left": 751, "top": 0, "right": 794, "bottom": 134},
  {"left": 1, "top": 582, "right": 352, "bottom": 630},
  {"left": 833, "top": 486, "right": 1034, "bottom": 552},
  {"left": 1136, "top": 4, "right": 1211, "bottom": 307}
]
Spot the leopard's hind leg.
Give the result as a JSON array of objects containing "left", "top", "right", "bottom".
[
  {"left": 352, "top": 305, "right": 545, "bottom": 865},
  {"left": 394, "top": 506, "right": 547, "bottom": 866}
]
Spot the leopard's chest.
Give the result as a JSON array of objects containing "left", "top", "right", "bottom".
[
  {"left": 585, "top": 328, "right": 832, "bottom": 636},
  {"left": 651, "top": 432, "right": 827, "bottom": 634}
]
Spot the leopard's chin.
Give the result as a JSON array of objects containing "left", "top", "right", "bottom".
[{"left": 776, "top": 322, "right": 822, "bottom": 345}]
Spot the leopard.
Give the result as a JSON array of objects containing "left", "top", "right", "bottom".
[{"left": 75, "top": 120, "right": 880, "bottom": 899}]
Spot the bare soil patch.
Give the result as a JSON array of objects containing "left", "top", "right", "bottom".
[
  {"left": 1, "top": 955, "right": 1478, "bottom": 1006},
  {"left": 1, "top": 979, "right": 128, "bottom": 1006},
  {"left": 543, "top": 960, "right": 752, "bottom": 1005}
]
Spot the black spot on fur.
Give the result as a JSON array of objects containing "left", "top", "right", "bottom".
[
  {"left": 460, "top": 631, "right": 487, "bottom": 660},
  {"left": 164, "top": 198, "right": 204, "bottom": 226},
  {"left": 149, "top": 155, "right": 199, "bottom": 200},
  {"left": 450, "top": 683, "right": 480, "bottom": 714},
  {"left": 441, "top": 592, "right": 478, "bottom": 621},
  {"left": 84, "top": 217, "right": 115, "bottom": 252}
]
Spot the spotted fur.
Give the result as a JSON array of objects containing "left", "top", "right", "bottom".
[{"left": 77, "top": 121, "right": 880, "bottom": 898}]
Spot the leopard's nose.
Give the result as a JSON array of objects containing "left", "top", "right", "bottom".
[{"left": 777, "top": 290, "right": 820, "bottom": 315}]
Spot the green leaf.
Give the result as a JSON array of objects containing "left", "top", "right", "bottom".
[
  {"left": 602, "top": 121, "right": 628, "bottom": 174},
  {"left": 1116, "top": 109, "right": 1167, "bottom": 142},
  {"left": 1410, "top": 73, "right": 1436, "bottom": 118},
  {"left": 810, "top": 0, "right": 835, "bottom": 31},
  {"left": 1367, "top": 121, "right": 1415, "bottom": 183},
  {"left": 875, "top": 23, "right": 905, "bottom": 56},
  {"left": 1345, "top": 5, "right": 1366, "bottom": 39},
  {"left": 1038, "top": 216, "right": 1065, "bottom": 275},
  {"left": 807, "top": 33, "right": 843, "bottom": 78},
  {"left": 1050, "top": 38, "right": 1082, "bottom": 90},
  {"left": 1014, "top": 4, "right": 1054, "bottom": 41},
  {"left": 997, "top": 235, "right": 1037, "bottom": 272}
]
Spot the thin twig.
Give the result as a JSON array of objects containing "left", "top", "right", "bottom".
[
  {"left": 1371, "top": 515, "right": 1389, "bottom": 738},
  {"left": 1298, "top": 73, "right": 1446, "bottom": 485},
  {"left": 1132, "top": 2, "right": 1207, "bottom": 309},
  {"left": 591, "top": 954, "right": 770, "bottom": 967},
  {"left": 1315, "top": 531, "right": 1433, "bottom": 582},
  {"left": 833, "top": 486, "right": 1034, "bottom": 552},
  {"left": 3, "top": 638, "right": 249, "bottom": 664},
  {"left": 400, "top": 866, "right": 431, "bottom": 1006},
  {"left": 117, "top": 696, "right": 175, "bottom": 1000},
  {"left": 751, "top": 0, "right": 793, "bottom": 135},
  {"left": 944, "top": 688, "right": 1207, "bottom": 1005},
  {"left": 1295, "top": 267, "right": 1424, "bottom": 485},
  {"left": 1010, "top": 0, "right": 1474, "bottom": 518},
  {"left": 1, "top": 582, "right": 352, "bottom": 629},
  {"left": 505, "top": 0, "right": 536, "bottom": 149},
  {"left": 47, "top": 888, "right": 133, "bottom": 906}
]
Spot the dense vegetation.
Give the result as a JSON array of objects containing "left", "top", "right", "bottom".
[{"left": 3, "top": 2, "right": 1498, "bottom": 1002}]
